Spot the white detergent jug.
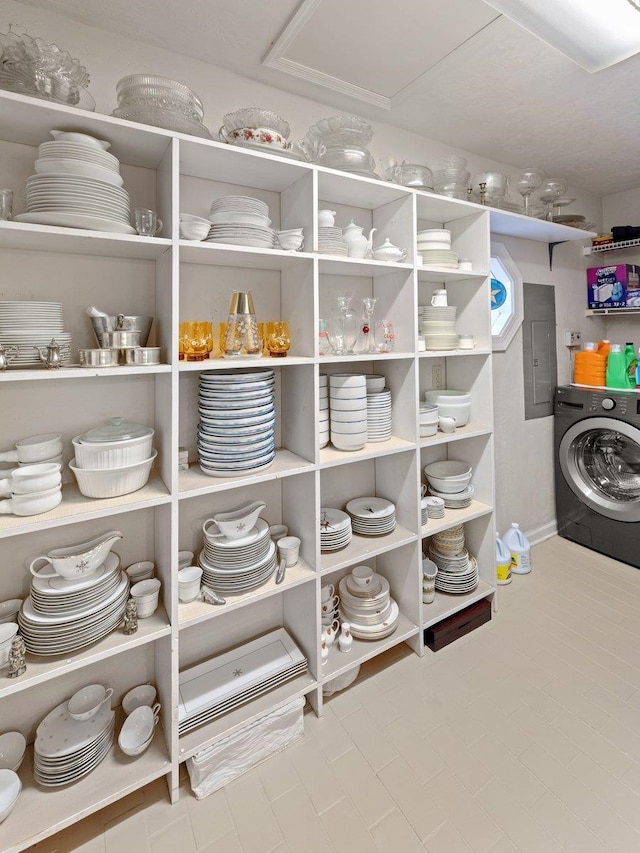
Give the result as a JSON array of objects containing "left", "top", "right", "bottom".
[
  {"left": 495, "top": 533, "right": 512, "bottom": 585},
  {"left": 502, "top": 523, "right": 531, "bottom": 575}
]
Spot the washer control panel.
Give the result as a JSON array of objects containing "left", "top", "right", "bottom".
[{"left": 589, "top": 393, "right": 629, "bottom": 415}]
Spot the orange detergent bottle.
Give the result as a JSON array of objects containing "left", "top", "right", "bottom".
[
  {"left": 597, "top": 339, "right": 611, "bottom": 358},
  {"left": 574, "top": 342, "right": 607, "bottom": 386}
]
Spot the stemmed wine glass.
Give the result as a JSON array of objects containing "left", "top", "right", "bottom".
[
  {"left": 356, "top": 297, "right": 378, "bottom": 354},
  {"left": 538, "top": 178, "right": 569, "bottom": 221},
  {"left": 509, "top": 168, "right": 543, "bottom": 216}
]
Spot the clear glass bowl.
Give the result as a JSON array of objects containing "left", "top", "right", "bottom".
[
  {"left": 305, "top": 115, "right": 374, "bottom": 156},
  {"left": 222, "top": 108, "right": 290, "bottom": 138},
  {"left": 116, "top": 75, "right": 203, "bottom": 109},
  {"left": 114, "top": 96, "right": 204, "bottom": 123},
  {"left": 110, "top": 107, "right": 212, "bottom": 139}
]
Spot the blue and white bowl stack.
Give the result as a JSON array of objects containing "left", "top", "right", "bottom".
[
  {"left": 329, "top": 374, "right": 367, "bottom": 451},
  {"left": 197, "top": 369, "right": 276, "bottom": 477}
]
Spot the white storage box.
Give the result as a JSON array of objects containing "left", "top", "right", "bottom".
[{"left": 186, "top": 695, "right": 305, "bottom": 799}]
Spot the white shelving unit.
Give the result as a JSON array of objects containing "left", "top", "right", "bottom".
[{"left": 0, "top": 88, "right": 590, "bottom": 852}]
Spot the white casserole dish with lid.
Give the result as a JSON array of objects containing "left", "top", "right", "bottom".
[{"left": 72, "top": 416, "right": 154, "bottom": 469}]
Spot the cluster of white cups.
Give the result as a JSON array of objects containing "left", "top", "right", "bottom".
[
  {"left": 119, "top": 685, "right": 160, "bottom": 757},
  {"left": 130, "top": 578, "right": 161, "bottom": 617},
  {"left": 0, "top": 433, "right": 64, "bottom": 516}
]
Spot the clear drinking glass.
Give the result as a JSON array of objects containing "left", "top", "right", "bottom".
[
  {"left": 134, "top": 207, "right": 163, "bottom": 236},
  {"left": 375, "top": 322, "right": 395, "bottom": 353},
  {"left": 327, "top": 296, "right": 359, "bottom": 355},
  {"left": 509, "top": 169, "right": 543, "bottom": 216},
  {"left": 0, "top": 189, "right": 13, "bottom": 220}
]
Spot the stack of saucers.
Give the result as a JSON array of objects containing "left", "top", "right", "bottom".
[
  {"left": 318, "top": 226, "right": 347, "bottom": 255},
  {"left": 320, "top": 508, "right": 352, "bottom": 551},
  {"left": 206, "top": 196, "right": 275, "bottom": 248},
  {"left": 428, "top": 526, "right": 479, "bottom": 594},
  {"left": 197, "top": 369, "right": 276, "bottom": 478},
  {"left": 346, "top": 497, "right": 396, "bottom": 536},
  {"left": 330, "top": 374, "right": 367, "bottom": 451},
  {"left": 424, "top": 496, "right": 445, "bottom": 519},
  {"left": 428, "top": 483, "right": 475, "bottom": 509},
  {"left": 418, "top": 305, "right": 458, "bottom": 351},
  {"left": 0, "top": 300, "right": 71, "bottom": 368},
  {"left": 338, "top": 565, "right": 399, "bottom": 640},
  {"left": 34, "top": 698, "right": 115, "bottom": 786},
  {"left": 198, "top": 518, "right": 277, "bottom": 595},
  {"left": 366, "top": 388, "right": 392, "bottom": 442},
  {"left": 319, "top": 374, "right": 329, "bottom": 448},
  {"left": 420, "top": 497, "right": 429, "bottom": 525},
  {"left": 15, "top": 131, "right": 134, "bottom": 235}
]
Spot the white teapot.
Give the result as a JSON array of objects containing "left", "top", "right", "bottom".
[
  {"left": 343, "top": 220, "right": 376, "bottom": 259},
  {"left": 372, "top": 238, "right": 407, "bottom": 262}
]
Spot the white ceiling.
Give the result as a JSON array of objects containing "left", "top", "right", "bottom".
[{"left": 15, "top": 0, "right": 640, "bottom": 196}]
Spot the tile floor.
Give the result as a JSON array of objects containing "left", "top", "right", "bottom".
[{"left": 26, "top": 535, "right": 640, "bottom": 853}]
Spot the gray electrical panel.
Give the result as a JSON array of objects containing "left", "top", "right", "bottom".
[{"left": 522, "top": 283, "right": 557, "bottom": 420}]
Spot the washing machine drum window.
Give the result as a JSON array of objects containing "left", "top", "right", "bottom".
[{"left": 560, "top": 417, "right": 640, "bottom": 521}]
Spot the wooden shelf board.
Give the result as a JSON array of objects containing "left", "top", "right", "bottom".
[
  {"left": 422, "top": 580, "right": 495, "bottom": 629},
  {"left": 0, "top": 473, "right": 171, "bottom": 539},
  {"left": 322, "top": 612, "right": 418, "bottom": 681},
  {"left": 178, "top": 561, "right": 316, "bottom": 629},
  {"left": 178, "top": 671, "right": 317, "bottom": 761},
  {"left": 320, "top": 436, "right": 415, "bottom": 468},
  {"left": 417, "top": 267, "right": 488, "bottom": 283},
  {"left": 178, "top": 450, "right": 314, "bottom": 498},
  {"left": 0, "top": 608, "right": 171, "bottom": 700},
  {"left": 321, "top": 524, "right": 417, "bottom": 574},
  {"left": 0, "top": 221, "right": 171, "bottom": 259},
  {"left": 3, "top": 728, "right": 170, "bottom": 853},
  {"left": 0, "top": 364, "right": 171, "bottom": 382},
  {"left": 179, "top": 240, "right": 313, "bottom": 269},
  {"left": 179, "top": 356, "right": 314, "bottom": 372},
  {"left": 419, "top": 423, "right": 491, "bottom": 448},
  {"left": 420, "top": 500, "right": 493, "bottom": 538}
]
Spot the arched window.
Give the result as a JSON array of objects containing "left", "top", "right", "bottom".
[{"left": 490, "top": 241, "right": 523, "bottom": 351}]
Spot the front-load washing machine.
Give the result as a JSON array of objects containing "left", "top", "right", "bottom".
[{"left": 555, "top": 385, "right": 640, "bottom": 568}]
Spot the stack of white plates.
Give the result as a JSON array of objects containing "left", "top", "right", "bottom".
[
  {"left": 428, "top": 483, "right": 475, "bottom": 508},
  {"left": 424, "top": 496, "right": 445, "bottom": 518},
  {"left": 178, "top": 628, "right": 307, "bottom": 735},
  {"left": 34, "top": 699, "right": 115, "bottom": 786},
  {"left": 428, "top": 544, "right": 479, "bottom": 594},
  {"left": 15, "top": 131, "right": 134, "bottom": 234},
  {"left": 18, "top": 560, "right": 129, "bottom": 655},
  {"left": 417, "top": 229, "right": 459, "bottom": 268},
  {"left": 198, "top": 518, "right": 277, "bottom": 595},
  {"left": 418, "top": 305, "right": 458, "bottom": 350},
  {"left": 198, "top": 369, "right": 276, "bottom": 478},
  {"left": 421, "top": 499, "right": 429, "bottom": 525},
  {"left": 366, "top": 388, "right": 392, "bottom": 442},
  {"left": 320, "top": 507, "right": 352, "bottom": 551},
  {"left": 338, "top": 570, "right": 400, "bottom": 640},
  {"left": 419, "top": 249, "right": 459, "bottom": 268},
  {"left": 346, "top": 497, "right": 396, "bottom": 536},
  {"left": 319, "top": 374, "right": 329, "bottom": 448},
  {"left": 205, "top": 196, "right": 275, "bottom": 248},
  {"left": 330, "top": 374, "right": 367, "bottom": 451},
  {"left": 0, "top": 300, "right": 71, "bottom": 367},
  {"left": 318, "top": 226, "right": 347, "bottom": 255}
]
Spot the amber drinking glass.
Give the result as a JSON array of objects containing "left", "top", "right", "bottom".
[
  {"left": 179, "top": 321, "right": 213, "bottom": 361},
  {"left": 266, "top": 321, "right": 291, "bottom": 357}
]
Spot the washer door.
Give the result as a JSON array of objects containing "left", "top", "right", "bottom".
[{"left": 559, "top": 417, "right": 640, "bottom": 521}]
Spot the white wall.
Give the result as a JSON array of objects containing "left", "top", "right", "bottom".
[{"left": 0, "top": 0, "right": 604, "bottom": 540}]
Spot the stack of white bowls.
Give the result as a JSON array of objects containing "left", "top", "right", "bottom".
[
  {"left": 69, "top": 417, "right": 156, "bottom": 499},
  {"left": 424, "top": 460, "right": 475, "bottom": 509},
  {"left": 428, "top": 156, "right": 470, "bottom": 200},
  {"left": 318, "top": 374, "right": 329, "bottom": 447},
  {"left": 424, "top": 390, "right": 471, "bottom": 426},
  {"left": 419, "top": 402, "right": 439, "bottom": 437},
  {"left": 329, "top": 374, "right": 367, "bottom": 451},
  {"left": 416, "top": 230, "right": 459, "bottom": 268}
]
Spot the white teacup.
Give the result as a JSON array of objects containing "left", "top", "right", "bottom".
[
  {"left": 351, "top": 565, "right": 374, "bottom": 589},
  {"left": 278, "top": 536, "right": 301, "bottom": 567},
  {"left": 321, "top": 594, "right": 340, "bottom": 614},
  {"left": 178, "top": 566, "right": 202, "bottom": 602},
  {"left": 68, "top": 684, "right": 113, "bottom": 721},
  {"left": 431, "top": 289, "right": 448, "bottom": 307},
  {"left": 438, "top": 416, "right": 456, "bottom": 433},
  {"left": 269, "top": 524, "right": 288, "bottom": 543},
  {"left": 321, "top": 583, "right": 335, "bottom": 602}
]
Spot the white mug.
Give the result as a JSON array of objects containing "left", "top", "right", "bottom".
[
  {"left": 438, "top": 416, "right": 457, "bottom": 433},
  {"left": 431, "top": 289, "right": 448, "bottom": 307},
  {"left": 321, "top": 583, "right": 335, "bottom": 602}
]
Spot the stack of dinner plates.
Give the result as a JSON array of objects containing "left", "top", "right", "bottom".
[
  {"left": 198, "top": 518, "right": 277, "bottom": 595},
  {"left": 418, "top": 305, "right": 458, "bottom": 351},
  {"left": 366, "top": 388, "right": 392, "bottom": 442},
  {"left": 34, "top": 699, "right": 115, "bottom": 786},
  {"left": 428, "top": 548, "right": 479, "bottom": 594},
  {"left": 345, "top": 496, "right": 396, "bottom": 536},
  {"left": 0, "top": 300, "right": 71, "bottom": 367},
  {"left": 18, "top": 555, "right": 129, "bottom": 655},
  {"left": 320, "top": 507, "right": 352, "bottom": 551},
  {"left": 318, "top": 226, "right": 347, "bottom": 255},
  {"left": 338, "top": 568, "right": 400, "bottom": 640},
  {"left": 198, "top": 369, "right": 276, "bottom": 478},
  {"left": 206, "top": 196, "right": 275, "bottom": 248},
  {"left": 15, "top": 131, "right": 134, "bottom": 234},
  {"left": 178, "top": 628, "right": 307, "bottom": 735}
]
